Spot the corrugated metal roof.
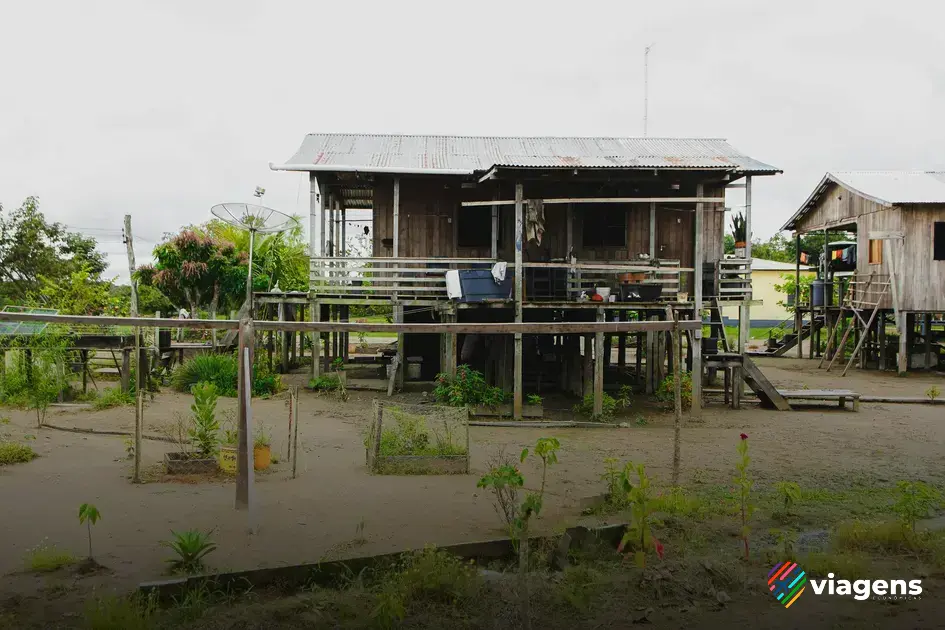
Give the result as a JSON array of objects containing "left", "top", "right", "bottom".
[
  {"left": 271, "top": 133, "right": 780, "bottom": 175},
  {"left": 829, "top": 171, "right": 945, "bottom": 204},
  {"left": 783, "top": 171, "right": 945, "bottom": 231}
]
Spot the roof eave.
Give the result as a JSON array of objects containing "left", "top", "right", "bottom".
[{"left": 269, "top": 162, "right": 475, "bottom": 176}]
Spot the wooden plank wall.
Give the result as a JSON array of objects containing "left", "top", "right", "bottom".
[
  {"left": 798, "top": 182, "right": 945, "bottom": 311},
  {"left": 897, "top": 204, "right": 945, "bottom": 311},
  {"left": 371, "top": 175, "right": 727, "bottom": 282},
  {"left": 795, "top": 182, "right": 885, "bottom": 231}
]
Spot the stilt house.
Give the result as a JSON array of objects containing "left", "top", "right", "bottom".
[
  {"left": 782, "top": 171, "right": 945, "bottom": 372},
  {"left": 270, "top": 133, "right": 780, "bottom": 417}
]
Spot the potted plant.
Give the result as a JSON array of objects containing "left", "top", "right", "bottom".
[
  {"left": 253, "top": 425, "right": 271, "bottom": 471},
  {"left": 731, "top": 212, "right": 747, "bottom": 258}
]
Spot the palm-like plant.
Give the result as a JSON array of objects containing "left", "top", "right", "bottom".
[
  {"left": 162, "top": 530, "right": 217, "bottom": 575},
  {"left": 730, "top": 212, "right": 747, "bottom": 245}
]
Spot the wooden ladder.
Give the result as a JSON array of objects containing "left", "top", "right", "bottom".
[{"left": 823, "top": 279, "right": 890, "bottom": 375}]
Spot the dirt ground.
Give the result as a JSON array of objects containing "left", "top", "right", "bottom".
[{"left": 1, "top": 358, "right": 943, "bottom": 624}]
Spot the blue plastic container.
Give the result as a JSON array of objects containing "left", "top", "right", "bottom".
[{"left": 458, "top": 270, "right": 514, "bottom": 303}]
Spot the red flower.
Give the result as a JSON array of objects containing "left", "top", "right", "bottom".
[
  {"left": 740, "top": 433, "right": 748, "bottom": 440},
  {"left": 652, "top": 536, "right": 664, "bottom": 560}
]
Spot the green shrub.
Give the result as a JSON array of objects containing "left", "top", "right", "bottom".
[
  {"left": 172, "top": 354, "right": 239, "bottom": 395},
  {"left": 0, "top": 442, "right": 37, "bottom": 465},
  {"left": 310, "top": 374, "right": 340, "bottom": 391},
  {"left": 189, "top": 382, "right": 220, "bottom": 457},
  {"left": 573, "top": 392, "right": 617, "bottom": 419},
  {"left": 372, "top": 547, "right": 479, "bottom": 627},
  {"left": 374, "top": 408, "right": 466, "bottom": 457},
  {"left": 433, "top": 365, "right": 507, "bottom": 407},
  {"left": 655, "top": 372, "right": 693, "bottom": 408},
  {"left": 92, "top": 387, "right": 135, "bottom": 410},
  {"left": 171, "top": 353, "right": 281, "bottom": 398}
]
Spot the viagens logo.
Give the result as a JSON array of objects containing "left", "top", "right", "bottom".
[
  {"left": 768, "top": 563, "right": 923, "bottom": 606},
  {"left": 809, "top": 573, "right": 923, "bottom": 601}
]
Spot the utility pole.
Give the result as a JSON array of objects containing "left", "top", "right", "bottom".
[
  {"left": 643, "top": 44, "right": 654, "bottom": 137},
  {"left": 123, "top": 215, "right": 142, "bottom": 484}
]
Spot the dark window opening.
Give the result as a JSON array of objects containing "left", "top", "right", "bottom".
[
  {"left": 582, "top": 206, "right": 627, "bottom": 247},
  {"left": 457, "top": 208, "right": 492, "bottom": 248},
  {"left": 934, "top": 222, "right": 945, "bottom": 261}
]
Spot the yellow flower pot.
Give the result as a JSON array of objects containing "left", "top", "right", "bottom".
[
  {"left": 218, "top": 446, "right": 237, "bottom": 475},
  {"left": 253, "top": 445, "right": 271, "bottom": 471}
]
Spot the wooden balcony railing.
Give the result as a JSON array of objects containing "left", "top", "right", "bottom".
[
  {"left": 309, "top": 257, "right": 495, "bottom": 302},
  {"left": 710, "top": 258, "right": 753, "bottom": 302}
]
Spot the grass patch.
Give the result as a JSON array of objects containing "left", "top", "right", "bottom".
[
  {"left": 0, "top": 442, "right": 37, "bottom": 465},
  {"left": 377, "top": 408, "right": 466, "bottom": 458},
  {"left": 309, "top": 374, "right": 341, "bottom": 391},
  {"left": 24, "top": 540, "right": 76, "bottom": 573},
  {"left": 803, "top": 550, "right": 872, "bottom": 580},
  {"left": 83, "top": 592, "right": 158, "bottom": 630},
  {"left": 92, "top": 387, "right": 135, "bottom": 410}
]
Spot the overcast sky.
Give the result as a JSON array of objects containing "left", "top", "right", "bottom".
[{"left": 2, "top": 0, "right": 943, "bottom": 281}]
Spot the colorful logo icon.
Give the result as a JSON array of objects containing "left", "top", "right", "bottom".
[{"left": 769, "top": 562, "right": 807, "bottom": 608}]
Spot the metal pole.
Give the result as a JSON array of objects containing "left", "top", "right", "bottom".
[{"left": 245, "top": 229, "right": 255, "bottom": 318}]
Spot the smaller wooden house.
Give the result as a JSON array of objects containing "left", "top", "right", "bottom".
[{"left": 782, "top": 171, "right": 945, "bottom": 371}]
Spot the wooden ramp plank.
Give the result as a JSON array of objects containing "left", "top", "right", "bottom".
[{"left": 740, "top": 356, "right": 792, "bottom": 411}]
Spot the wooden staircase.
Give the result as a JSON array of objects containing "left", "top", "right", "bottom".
[{"left": 771, "top": 314, "right": 823, "bottom": 357}]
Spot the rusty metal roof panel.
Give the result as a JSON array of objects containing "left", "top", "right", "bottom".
[{"left": 272, "top": 134, "right": 780, "bottom": 175}]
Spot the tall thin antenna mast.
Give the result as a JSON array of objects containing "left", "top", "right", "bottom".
[{"left": 643, "top": 43, "right": 654, "bottom": 136}]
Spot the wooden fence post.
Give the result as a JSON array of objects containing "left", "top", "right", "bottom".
[{"left": 236, "top": 317, "right": 255, "bottom": 517}]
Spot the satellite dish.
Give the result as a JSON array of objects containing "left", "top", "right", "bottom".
[{"left": 210, "top": 202, "right": 300, "bottom": 314}]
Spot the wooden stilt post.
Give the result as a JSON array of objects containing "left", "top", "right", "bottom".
[
  {"left": 691, "top": 184, "right": 704, "bottom": 418},
  {"left": 513, "top": 182, "right": 524, "bottom": 420},
  {"left": 795, "top": 233, "right": 803, "bottom": 359},
  {"left": 671, "top": 314, "right": 682, "bottom": 487},
  {"left": 878, "top": 312, "right": 887, "bottom": 370},
  {"left": 739, "top": 175, "right": 752, "bottom": 357},
  {"left": 924, "top": 313, "right": 933, "bottom": 370},
  {"left": 291, "top": 385, "right": 300, "bottom": 479},
  {"left": 593, "top": 307, "right": 604, "bottom": 417},
  {"left": 278, "top": 302, "right": 287, "bottom": 373}
]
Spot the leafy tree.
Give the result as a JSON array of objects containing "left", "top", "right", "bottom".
[
  {"left": 0, "top": 197, "right": 107, "bottom": 305},
  {"left": 200, "top": 218, "right": 309, "bottom": 296},
  {"left": 135, "top": 230, "right": 246, "bottom": 320},
  {"left": 111, "top": 283, "right": 174, "bottom": 316},
  {"left": 29, "top": 266, "right": 124, "bottom": 316}
]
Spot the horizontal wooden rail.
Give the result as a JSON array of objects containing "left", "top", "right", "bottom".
[
  {"left": 0, "top": 312, "right": 701, "bottom": 335},
  {"left": 461, "top": 197, "right": 726, "bottom": 207},
  {"left": 310, "top": 257, "right": 495, "bottom": 265},
  {"left": 521, "top": 262, "right": 691, "bottom": 272}
]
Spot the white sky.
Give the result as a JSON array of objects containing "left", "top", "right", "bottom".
[{"left": 2, "top": 0, "right": 943, "bottom": 281}]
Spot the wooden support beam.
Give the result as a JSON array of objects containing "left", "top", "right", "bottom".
[
  {"left": 278, "top": 302, "right": 288, "bottom": 373},
  {"left": 461, "top": 196, "right": 727, "bottom": 207},
  {"left": 513, "top": 182, "right": 524, "bottom": 420},
  {"left": 691, "top": 184, "right": 704, "bottom": 418},
  {"left": 593, "top": 308, "right": 604, "bottom": 417},
  {"left": 0, "top": 312, "right": 701, "bottom": 335},
  {"left": 924, "top": 313, "right": 933, "bottom": 370},
  {"left": 795, "top": 233, "right": 803, "bottom": 359},
  {"left": 739, "top": 176, "right": 752, "bottom": 359},
  {"left": 491, "top": 191, "right": 499, "bottom": 260},
  {"left": 648, "top": 202, "right": 656, "bottom": 258}
]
